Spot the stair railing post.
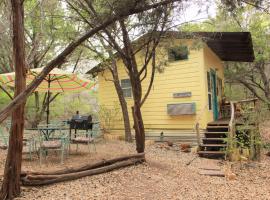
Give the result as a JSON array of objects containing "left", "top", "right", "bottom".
[
  {"left": 228, "top": 101, "right": 236, "bottom": 160},
  {"left": 195, "top": 122, "right": 200, "bottom": 146}
]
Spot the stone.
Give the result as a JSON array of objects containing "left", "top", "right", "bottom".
[
  {"left": 180, "top": 143, "right": 191, "bottom": 151},
  {"left": 166, "top": 141, "right": 173, "bottom": 147}
]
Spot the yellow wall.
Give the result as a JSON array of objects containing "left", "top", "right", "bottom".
[{"left": 98, "top": 39, "right": 224, "bottom": 136}]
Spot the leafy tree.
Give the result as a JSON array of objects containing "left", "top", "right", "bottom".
[
  {"left": 67, "top": 0, "right": 175, "bottom": 150},
  {"left": 0, "top": 0, "right": 92, "bottom": 127}
]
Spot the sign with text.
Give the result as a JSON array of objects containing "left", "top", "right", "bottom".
[{"left": 173, "top": 92, "right": 192, "bottom": 98}]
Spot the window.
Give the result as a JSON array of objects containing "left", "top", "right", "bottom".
[
  {"left": 121, "top": 79, "right": 132, "bottom": 98},
  {"left": 168, "top": 46, "right": 189, "bottom": 61},
  {"left": 207, "top": 71, "right": 211, "bottom": 92}
]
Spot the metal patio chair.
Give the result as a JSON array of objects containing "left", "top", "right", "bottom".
[
  {"left": 0, "top": 125, "right": 35, "bottom": 160},
  {"left": 38, "top": 124, "right": 69, "bottom": 165},
  {"left": 71, "top": 127, "right": 97, "bottom": 153}
]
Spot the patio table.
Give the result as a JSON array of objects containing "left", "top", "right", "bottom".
[{"left": 26, "top": 127, "right": 69, "bottom": 140}]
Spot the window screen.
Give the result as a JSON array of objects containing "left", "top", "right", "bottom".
[
  {"left": 168, "top": 46, "right": 189, "bottom": 61},
  {"left": 121, "top": 79, "right": 132, "bottom": 98}
]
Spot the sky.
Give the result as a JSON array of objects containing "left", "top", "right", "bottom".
[{"left": 177, "top": 1, "right": 217, "bottom": 25}]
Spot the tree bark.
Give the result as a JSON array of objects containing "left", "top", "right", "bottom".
[
  {"left": 110, "top": 62, "right": 132, "bottom": 142},
  {"left": 132, "top": 103, "right": 145, "bottom": 153},
  {"left": 0, "top": 0, "right": 26, "bottom": 199}
]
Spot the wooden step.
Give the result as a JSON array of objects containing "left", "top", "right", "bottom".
[
  {"left": 202, "top": 138, "right": 226, "bottom": 144},
  {"left": 203, "top": 138, "right": 226, "bottom": 141},
  {"left": 205, "top": 134, "right": 228, "bottom": 138},
  {"left": 204, "top": 132, "right": 228, "bottom": 134},
  {"left": 207, "top": 123, "right": 229, "bottom": 126},
  {"left": 207, "top": 126, "right": 229, "bottom": 129},
  {"left": 208, "top": 119, "right": 229, "bottom": 124},
  {"left": 198, "top": 151, "right": 225, "bottom": 155},
  {"left": 200, "top": 144, "right": 227, "bottom": 147}
]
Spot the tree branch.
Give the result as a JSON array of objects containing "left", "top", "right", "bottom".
[
  {"left": 238, "top": 79, "right": 269, "bottom": 104},
  {"left": 140, "top": 50, "right": 156, "bottom": 107},
  {"left": 72, "top": 50, "right": 83, "bottom": 73},
  {"left": 0, "top": 85, "right": 13, "bottom": 100},
  {"left": 0, "top": 0, "right": 181, "bottom": 123}
]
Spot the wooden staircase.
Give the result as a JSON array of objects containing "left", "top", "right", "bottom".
[
  {"left": 198, "top": 120, "right": 229, "bottom": 158},
  {"left": 196, "top": 98, "right": 259, "bottom": 159}
]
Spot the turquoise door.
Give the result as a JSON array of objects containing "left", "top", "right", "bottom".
[{"left": 211, "top": 70, "right": 219, "bottom": 120}]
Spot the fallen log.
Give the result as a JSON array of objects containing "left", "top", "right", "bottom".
[
  {"left": 21, "top": 153, "right": 145, "bottom": 177},
  {"left": 22, "top": 157, "right": 145, "bottom": 186},
  {"left": 24, "top": 157, "right": 144, "bottom": 181}
]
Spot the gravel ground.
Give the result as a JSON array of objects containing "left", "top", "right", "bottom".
[{"left": 0, "top": 140, "right": 269, "bottom": 200}]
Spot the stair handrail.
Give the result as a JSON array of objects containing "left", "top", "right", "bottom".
[{"left": 228, "top": 101, "right": 235, "bottom": 129}]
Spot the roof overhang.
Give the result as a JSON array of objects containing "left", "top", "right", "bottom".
[
  {"left": 165, "top": 31, "right": 255, "bottom": 62},
  {"left": 87, "top": 31, "right": 255, "bottom": 75}
]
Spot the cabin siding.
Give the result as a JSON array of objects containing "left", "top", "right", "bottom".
[{"left": 98, "top": 39, "right": 224, "bottom": 136}]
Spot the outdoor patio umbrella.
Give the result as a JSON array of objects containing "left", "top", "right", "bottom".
[{"left": 0, "top": 67, "right": 95, "bottom": 124}]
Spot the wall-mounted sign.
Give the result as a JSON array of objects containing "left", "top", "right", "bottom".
[{"left": 173, "top": 92, "right": 192, "bottom": 98}]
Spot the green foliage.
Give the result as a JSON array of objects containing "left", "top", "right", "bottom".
[
  {"left": 1, "top": 86, "right": 98, "bottom": 127},
  {"left": 0, "top": 91, "right": 12, "bottom": 110},
  {"left": 25, "top": 91, "right": 97, "bottom": 125},
  {"left": 224, "top": 83, "right": 253, "bottom": 101},
  {"left": 98, "top": 102, "right": 122, "bottom": 133},
  {"left": 229, "top": 102, "right": 266, "bottom": 160},
  {"left": 24, "top": 0, "right": 79, "bottom": 67}
]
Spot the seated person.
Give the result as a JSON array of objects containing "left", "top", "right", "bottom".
[{"left": 73, "top": 111, "right": 81, "bottom": 120}]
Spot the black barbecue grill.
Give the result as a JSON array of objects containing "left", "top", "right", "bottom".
[{"left": 68, "top": 115, "right": 93, "bottom": 138}]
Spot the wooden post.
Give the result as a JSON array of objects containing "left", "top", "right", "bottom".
[{"left": 195, "top": 123, "right": 200, "bottom": 146}]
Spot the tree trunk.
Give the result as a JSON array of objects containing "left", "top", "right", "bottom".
[
  {"left": 111, "top": 64, "right": 132, "bottom": 142},
  {"left": 119, "top": 92, "right": 132, "bottom": 142},
  {"left": 130, "top": 71, "right": 145, "bottom": 153},
  {"left": 132, "top": 102, "right": 145, "bottom": 153},
  {"left": 31, "top": 92, "right": 41, "bottom": 128},
  {"left": 0, "top": 0, "right": 26, "bottom": 199}
]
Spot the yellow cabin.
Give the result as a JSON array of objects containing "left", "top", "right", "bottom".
[{"left": 89, "top": 32, "right": 254, "bottom": 142}]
